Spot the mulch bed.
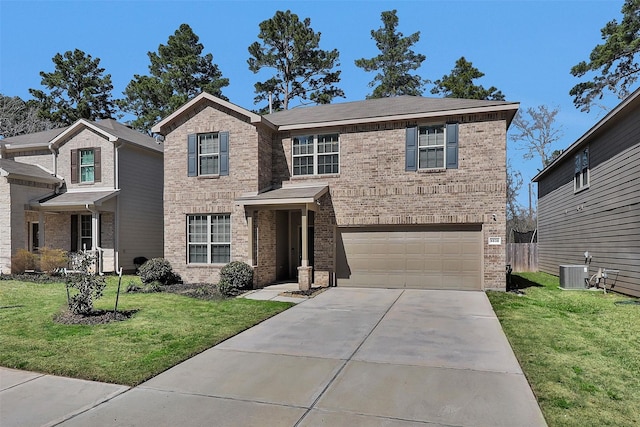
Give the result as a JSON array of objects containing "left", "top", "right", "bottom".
[
  {"left": 280, "top": 286, "right": 328, "bottom": 298},
  {"left": 54, "top": 309, "right": 139, "bottom": 325}
]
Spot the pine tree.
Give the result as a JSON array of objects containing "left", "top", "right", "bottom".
[
  {"left": 248, "top": 10, "right": 344, "bottom": 112},
  {"left": 29, "top": 49, "right": 116, "bottom": 125},
  {"left": 431, "top": 57, "right": 505, "bottom": 101},
  {"left": 118, "top": 24, "right": 229, "bottom": 133},
  {"left": 355, "top": 10, "right": 426, "bottom": 98}
]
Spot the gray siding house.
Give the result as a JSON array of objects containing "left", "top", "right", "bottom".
[
  {"left": 0, "top": 119, "right": 163, "bottom": 274},
  {"left": 533, "top": 88, "right": 640, "bottom": 297}
]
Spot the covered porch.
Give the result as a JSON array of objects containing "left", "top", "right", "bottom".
[
  {"left": 28, "top": 189, "right": 119, "bottom": 274},
  {"left": 236, "top": 185, "right": 329, "bottom": 290}
]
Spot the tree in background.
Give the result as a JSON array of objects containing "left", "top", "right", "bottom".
[
  {"left": 118, "top": 24, "right": 229, "bottom": 133},
  {"left": 506, "top": 161, "right": 537, "bottom": 242},
  {"left": 247, "top": 10, "right": 344, "bottom": 112},
  {"left": 510, "top": 105, "right": 563, "bottom": 169},
  {"left": 570, "top": 0, "right": 640, "bottom": 112},
  {"left": 29, "top": 49, "right": 116, "bottom": 125},
  {"left": 431, "top": 57, "right": 505, "bottom": 101},
  {"left": 354, "top": 9, "right": 426, "bottom": 98},
  {"left": 0, "top": 94, "right": 56, "bottom": 138}
]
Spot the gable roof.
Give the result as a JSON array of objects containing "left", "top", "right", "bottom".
[
  {"left": 264, "top": 95, "right": 520, "bottom": 130},
  {"left": 49, "top": 119, "right": 163, "bottom": 153},
  {"left": 0, "top": 126, "right": 68, "bottom": 149},
  {"left": 1, "top": 119, "right": 161, "bottom": 153},
  {"left": 0, "top": 158, "right": 61, "bottom": 184},
  {"left": 151, "top": 92, "right": 264, "bottom": 135},
  {"left": 151, "top": 92, "right": 520, "bottom": 135},
  {"left": 532, "top": 86, "right": 640, "bottom": 182}
]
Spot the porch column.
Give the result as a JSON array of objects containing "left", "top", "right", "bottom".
[
  {"left": 91, "top": 212, "right": 99, "bottom": 250},
  {"left": 38, "top": 211, "right": 45, "bottom": 249},
  {"left": 246, "top": 210, "right": 254, "bottom": 266},
  {"left": 298, "top": 204, "right": 312, "bottom": 290}
]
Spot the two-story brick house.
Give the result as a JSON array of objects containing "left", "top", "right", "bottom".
[
  {"left": 0, "top": 119, "right": 163, "bottom": 274},
  {"left": 153, "top": 93, "right": 518, "bottom": 290}
]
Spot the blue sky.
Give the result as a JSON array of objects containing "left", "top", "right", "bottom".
[{"left": 0, "top": 0, "right": 629, "bottom": 208}]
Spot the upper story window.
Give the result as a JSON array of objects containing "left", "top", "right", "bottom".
[
  {"left": 418, "top": 126, "right": 445, "bottom": 169},
  {"left": 71, "top": 147, "right": 101, "bottom": 184},
  {"left": 574, "top": 148, "right": 589, "bottom": 192},
  {"left": 187, "top": 132, "right": 229, "bottom": 177},
  {"left": 293, "top": 133, "right": 339, "bottom": 176},
  {"left": 406, "top": 123, "right": 458, "bottom": 171},
  {"left": 80, "top": 149, "right": 95, "bottom": 182},
  {"left": 198, "top": 133, "right": 220, "bottom": 175}
]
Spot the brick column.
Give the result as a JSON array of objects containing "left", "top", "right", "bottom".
[{"left": 298, "top": 266, "right": 312, "bottom": 291}]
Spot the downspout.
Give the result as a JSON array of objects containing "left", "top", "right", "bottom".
[
  {"left": 48, "top": 144, "right": 63, "bottom": 194},
  {"left": 86, "top": 204, "right": 103, "bottom": 275}
]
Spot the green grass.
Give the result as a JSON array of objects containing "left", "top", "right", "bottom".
[
  {"left": 488, "top": 272, "right": 640, "bottom": 427},
  {"left": 0, "top": 276, "right": 292, "bottom": 386}
]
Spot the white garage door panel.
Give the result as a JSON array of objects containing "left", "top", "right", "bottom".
[{"left": 337, "top": 227, "right": 482, "bottom": 290}]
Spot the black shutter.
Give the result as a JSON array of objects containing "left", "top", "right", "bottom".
[
  {"left": 187, "top": 134, "right": 197, "bottom": 176},
  {"left": 219, "top": 132, "right": 229, "bottom": 176},
  {"left": 71, "top": 149, "right": 78, "bottom": 183},
  {"left": 94, "top": 147, "right": 101, "bottom": 182},
  {"left": 71, "top": 215, "right": 78, "bottom": 252},
  {"left": 405, "top": 126, "right": 417, "bottom": 171},
  {"left": 446, "top": 123, "right": 458, "bottom": 169}
]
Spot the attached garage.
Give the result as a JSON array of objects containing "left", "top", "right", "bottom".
[{"left": 336, "top": 225, "right": 483, "bottom": 290}]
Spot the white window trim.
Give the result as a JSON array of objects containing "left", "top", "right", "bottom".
[
  {"left": 418, "top": 124, "right": 446, "bottom": 170},
  {"left": 292, "top": 133, "right": 340, "bottom": 176},
  {"left": 198, "top": 133, "right": 220, "bottom": 176},
  {"left": 79, "top": 149, "right": 95, "bottom": 183},
  {"left": 187, "top": 214, "right": 231, "bottom": 265}
]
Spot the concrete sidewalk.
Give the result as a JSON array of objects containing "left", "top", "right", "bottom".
[{"left": 0, "top": 288, "right": 547, "bottom": 426}]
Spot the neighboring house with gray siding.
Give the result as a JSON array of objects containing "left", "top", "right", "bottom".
[
  {"left": 0, "top": 119, "right": 163, "bottom": 274},
  {"left": 154, "top": 92, "right": 518, "bottom": 291},
  {"left": 533, "top": 87, "right": 640, "bottom": 297}
]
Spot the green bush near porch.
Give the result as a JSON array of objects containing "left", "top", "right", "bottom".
[
  {"left": 0, "top": 276, "right": 292, "bottom": 386},
  {"left": 488, "top": 272, "right": 640, "bottom": 427}
]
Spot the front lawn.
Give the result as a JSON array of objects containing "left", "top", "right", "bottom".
[
  {"left": 0, "top": 276, "right": 292, "bottom": 386},
  {"left": 488, "top": 272, "right": 640, "bottom": 427}
]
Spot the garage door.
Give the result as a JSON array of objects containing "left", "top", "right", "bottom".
[{"left": 336, "top": 226, "right": 482, "bottom": 290}]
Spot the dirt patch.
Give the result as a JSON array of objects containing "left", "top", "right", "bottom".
[
  {"left": 54, "top": 309, "right": 138, "bottom": 325},
  {"left": 279, "top": 287, "right": 328, "bottom": 298}
]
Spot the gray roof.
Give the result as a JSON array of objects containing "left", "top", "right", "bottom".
[
  {"left": 533, "top": 86, "right": 640, "bottom": 182},
  {"left": 1, "top": 119, "right": 161, "bottom": 153},
  {"left": 236, "top": 185, "right": 328, "bottom": 206},
  {"left": 35, "top": 189, "right": 119, "bottom": 208},
  {"left": 264, "top": 95, "right": 519, "bottom": 128},
  {"left": 0, "top": 127, "right": 68, "bottom": 149},
  {"left": 0, "top": 158, "right": 61, "bottom": 183}
]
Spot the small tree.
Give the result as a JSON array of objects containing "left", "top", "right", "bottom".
[
  {"left": 510, "top": 105, "right": 563, "bottom": 169},
  {"left": 65, "top": 251, "right": 106, "bottom": 315}
]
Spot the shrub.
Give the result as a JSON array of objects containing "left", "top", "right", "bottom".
[
  {"left": 39, "top": 247, "right": 68, "bottom": 273},
  {"left": 217, "top": 261, "right": 253, "bottom": 297},
  {"left": 137, "top": 258, "right": 179, "bottom": 285},
  {"left": 65, "top": 251, "right": 106, "bottom": 315},
  {"left": 11, "top": 249, "right": 38, "bottom": 274}
]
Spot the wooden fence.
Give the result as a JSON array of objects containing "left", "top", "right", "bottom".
[{"left": 506, "top": 243, "right": 538, "bottom": 272}]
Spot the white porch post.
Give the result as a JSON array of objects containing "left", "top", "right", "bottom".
[
  {"left": 247, "top": 210, "right": 254, "bottom": 266},
  {"left": 91, "top": 212, "right": 99, "bottom": 251},
  {"left": 300, "top": 205, "right": 308, "bottom": 267}
]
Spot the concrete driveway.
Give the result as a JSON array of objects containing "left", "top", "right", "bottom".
[{"left": 1, "top": 288, "right": 547, "bottom": 426}]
